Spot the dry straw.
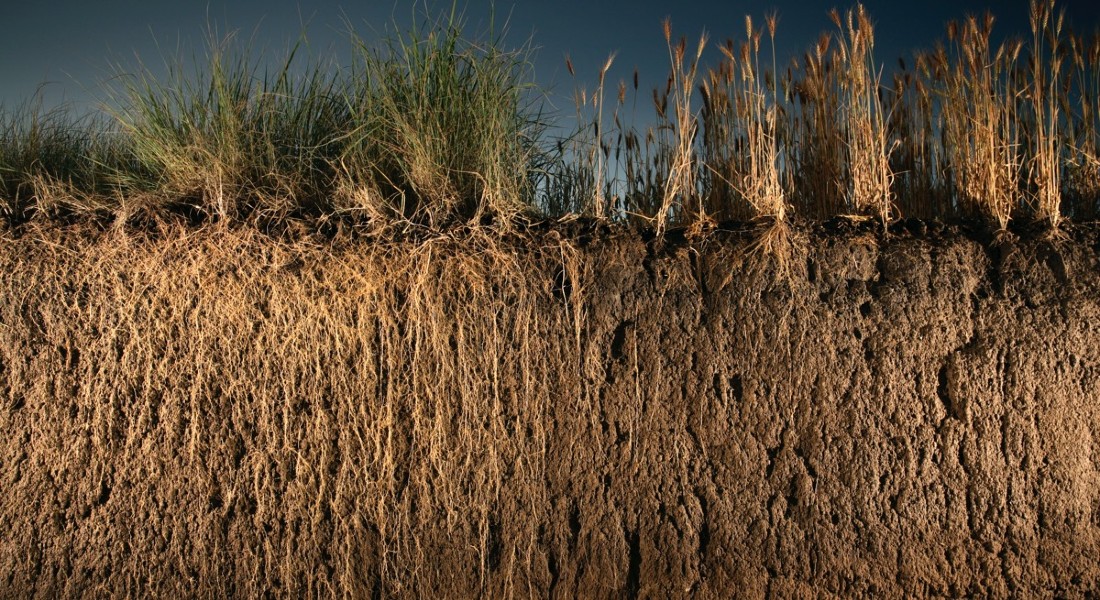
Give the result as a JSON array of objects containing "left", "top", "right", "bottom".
[
  {"left": 701, "top": 13, "right": 787, "bottom": 225},
  {"left": 829, "top": 5, "right": 895, "bottom": 225}
]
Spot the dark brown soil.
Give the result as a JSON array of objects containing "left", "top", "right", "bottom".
[{"left": 1, "top": 221, "right": 1099, "bottom": 598}]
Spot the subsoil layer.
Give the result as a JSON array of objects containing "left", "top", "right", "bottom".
[{"left": 1, "top": 221, "right": 1099, "bottom": 598}]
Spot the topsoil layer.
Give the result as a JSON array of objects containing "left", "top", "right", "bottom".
[{"left": 1, "top": 221, "right": 1099, "bottom": 598}]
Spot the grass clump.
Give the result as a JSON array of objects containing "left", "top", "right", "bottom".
[
  {"left": 700, "top": 13, "right": 787, "bottom": 225},
  {"left": 829, "top": 5, "right": 895, "bottom": 225},
  {"left": 933, "top": 14, "right": 1024, "bottom": 230},
  {"left": 0, "top": 100, "right": 123, "bottom": 223},
  {"left": 109, "top": 32, "right": 346, "bottom": 224},
  {"left": 655, "top": 21, "right": 708, "bottom": 235},
  {"left": 336, "top": 6, "right": 550, "bottom": 231},
  {"left": 1027, "top": 0, "right": 1066, "bottom": 229},
  {"left": 92, "top": 4, "right": 552, "bottom": 232},
  {"left": 1064, "top": 29, "right": 1100, "bottom": 219},
  {"left": 786, "top": 33, "right": 847, "bottom": 219}
]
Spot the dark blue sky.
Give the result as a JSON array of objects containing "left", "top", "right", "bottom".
[{"left": 4, "top": 0, "right": 1100, "bottom": 119}]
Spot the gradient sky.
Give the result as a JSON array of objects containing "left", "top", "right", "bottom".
[{"left": 4, "top": 0, "right": 1100, "bottom": 121}]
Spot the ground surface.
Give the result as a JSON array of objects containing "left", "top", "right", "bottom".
[{"left": 1, "top": 220, "right": 1099, "bottom": 598}]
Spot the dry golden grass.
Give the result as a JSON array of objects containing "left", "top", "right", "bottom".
[
  {"left": 830, "top": 5, "right": 895, "bottom": 226},
  {"left": 787, "top": 32, "right": 847, "bottom": 219},
  {"left": 701, "top": 14, "right": 787, "bottom": 225},
  {"left": 933, "top": 13, "right": 1024, "bottom": 230},
  {"left": 656, "top": 21, "right": 708, "bottom": 236},
  {"left": 1028, "top": 0, "right": 1066, "bottom": 229},
  {"left": 1065, "top": 30, "right": 1100, "bottom": 219}
]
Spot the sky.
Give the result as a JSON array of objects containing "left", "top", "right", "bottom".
[{"left": 4, "top": 0, "right": 1100, "bottom": 122}]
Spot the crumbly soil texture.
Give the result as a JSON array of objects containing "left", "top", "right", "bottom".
[{"left": 1, "top": 220, "right": 1099, "bottom": 598}]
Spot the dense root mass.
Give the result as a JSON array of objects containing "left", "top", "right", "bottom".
[{"left": 1, "top": 222, "right": 1099, "bottom": 597}]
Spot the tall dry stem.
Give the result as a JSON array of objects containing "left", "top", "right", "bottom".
[
  {"left": 656, "top": 20, "right": 707, "bottom": 236},
  {"left": 938, "top": 14, "right": 1024, "bottom": 229},
  {"left": 788, "top": 34, "right": 846, "bottom": 218},
  {"left": 832, "top": 5, "right": 895, "bottom": 225},
  {"left": 1064, "top": 30, "right": 1100, "bottom": 218},
  {"left": 701, "top": 14, "right": 786, "bottom": 224},
  {"left": 1029, "top": 0, "right": 1065, "bottom": 229}
]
